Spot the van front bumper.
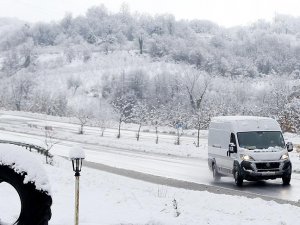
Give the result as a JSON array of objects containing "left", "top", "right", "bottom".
[{"left": 240, "top": 160, "right": 291, "bottom": 181}]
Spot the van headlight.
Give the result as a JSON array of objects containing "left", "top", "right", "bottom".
[
  {"left": 240, "top": 154, "right": 255, "bottom": 161},
  {"left": 280, "top": 153, "right": 289, "bottom": 160}
]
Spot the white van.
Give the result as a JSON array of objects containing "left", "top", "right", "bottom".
[{"left": 208, "top": 116, "right": 293, "bottom": 186}]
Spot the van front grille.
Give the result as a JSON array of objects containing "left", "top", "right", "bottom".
[{"left": 255, "top": 162, "right": 280, "bottom": 171}]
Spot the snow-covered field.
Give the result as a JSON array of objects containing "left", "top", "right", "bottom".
[
  {"left": 1, "top": 148, "right": 300, "bottom": 225},
  {"left": 0, "top": 111, "right": 208, "bottom": 159}
]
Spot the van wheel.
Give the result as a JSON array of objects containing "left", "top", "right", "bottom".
[
  {"left": 234, "top": 167, "right": 243, "bottom": 187},
  {"left": 282, "top": 175, "right": 291, "bottom": 185},
  {"left": 212, "top": 164, "right": 221, "bottom": 181}
]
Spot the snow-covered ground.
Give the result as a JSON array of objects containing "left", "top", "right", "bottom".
[
  {"left": 1, "top": 111, "right": 300, "bottom": 224},
  {"left": 1, "top": 147, "right": 300, "bottom": 225}
]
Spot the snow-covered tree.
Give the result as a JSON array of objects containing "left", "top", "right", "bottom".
[
  {"left": 31, "top": 90, "right": 68, "bottom": 116},
  {"left": 43, "top": 125, "right": 58, "bottom": 164},
  {"left": 183, "top": 71, "right": 210, "bottom": 147},
  {"left": 9, "top": 74, "right": 35, "bottom": 111},
  {"left": 166, "top": 102, "right": 189, "bottom": 146},
  {"left": 69, "top": 97, "right": 95, "bottom": 134},
  {"left": 148, "top": 105, "right": 165, "bottom": 144},
  {"left": 132, "top": 101, "right": 148, "bottom": 141},
  {"left": 67, "top": 76, "right": 82, "bottom": 95},
  {"left": 112, "top": 95, "right": 134, "bottom": 138},
  {"left": 94, "top": 99, "right": 114, "bottom": 137}
]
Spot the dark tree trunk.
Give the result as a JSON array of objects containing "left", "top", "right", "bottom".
[
  {"left": 79, "top": 124, "right": 84, "bottom": 134},
  {"left": 136, "top": 123, "right": 142, "bottom": 141},
  {"left": 197, "top": 122, "right": 200, "bottom": 147},
  {"left": 16, "top": 102, "right": 21, "bottom": 111},
  {"left": 23, "top": 55, "right": 31, "bottom": 68},
  {"left": 138, "top": 36, "right": 143, "bottom": 54},
  {"left": 155, "top": 126, "right": 159, "bottom": 144},
  {"left": 117, "top": 119, "right": 121, "bottom": 138},
  {"left": 175, "top": 128, "right": 180, "bottom": 145}
]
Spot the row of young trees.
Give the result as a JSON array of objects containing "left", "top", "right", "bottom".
[
  {"left": 69, "top": 71, "right": 300, "bottom": 145},
  {"left": 0, "top": 67, "right": 299, "bottom": 145}
]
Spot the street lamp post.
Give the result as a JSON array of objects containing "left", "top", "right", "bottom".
[{"left": 69, "top": 147, "right": 85, "bottom": 225}]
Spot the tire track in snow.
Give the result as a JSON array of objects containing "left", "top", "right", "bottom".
[{"left": 81, "top": 159, "right": 300, "bottom": 207}]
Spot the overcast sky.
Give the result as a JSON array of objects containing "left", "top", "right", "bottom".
[{"left": 2, "top": 0, "right": 300, "bottom": 27}]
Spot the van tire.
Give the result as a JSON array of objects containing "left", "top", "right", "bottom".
[
  {"left": 212, "top": 164, "right": 221, "bottom": 181},
  {"left": 0, "top": 164, "right": 52, "bottom": 225},
  {"left": 234, "top": 166, "right": 243, "bottom": 187},
  {"left": 282, "top": 175, "right": 291, "bottom": 185}
]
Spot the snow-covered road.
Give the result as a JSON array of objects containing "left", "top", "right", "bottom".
[{"left": 1, "top": 112, "right": 300, "bottom": 204}]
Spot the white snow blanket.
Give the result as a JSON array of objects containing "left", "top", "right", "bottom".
[
  {"left": 0, "top": 143, "right": 51, "bottom": 194},
  {"left": 69, "top": 146, "right": 85, "bottom": 159}
]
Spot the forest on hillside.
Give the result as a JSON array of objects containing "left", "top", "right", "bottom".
[{"left": 0, "top": 4, "right": 299, "bottom": 135}]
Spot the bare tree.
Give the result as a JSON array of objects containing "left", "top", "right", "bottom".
[
  {"left": 132, "top": 101, "right": 148, "bottom": 141},
  {"left": 94, "top": 99, "right": 114, "bottom": 136},
  {"left": 63, "top": 45, "right": 76, "bottom": 63},
  {"left": 43, "top": 126, "right": 59, "bottom": 164},
  {"left": 270, "top": 78, "right": 291, "bottom": 117},
  {"left": 77, "top": 111, "right": 89, "bottom": 134},
  {"left": 112, "top": 95, "right": 133, "bottom": 139},
  {"left": 184, "top": 71, "right": 210, "bottom": 147},
  {"left": 70, "top": 97, "right": 95, "bottom": 134},
  {"left": 138, "top": 33, "right": 144, "bottom": 54},
  {"left": 97, "top": 117, "right": 110, "bottom": 137},
  {"left": 148, "top": 106, "right": 166, "bottom": 144},
  {"left": 2, "top": 50, "right": 21, "bottom": 76},
  {"left": 10, "top": 74, "right": 35, "bottom": 111},
  {"left": 1, "top": 39, "right": 36, "bottom": 76},
  {"left": 189, "top": 105, "right": 212, "bottom": 146},
  {"left": 168, "top": 103, "right": 188, "bottom": 145},
  {"left": 67, "top": 76, "right": 82, "bottom": 95}
]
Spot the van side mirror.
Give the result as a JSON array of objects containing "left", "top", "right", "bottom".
[
  {"left": 229, "top": 143, "right": 237, "bottom": 153},
  {"left": 286, "top": 142, "right": 293, "bottom": 152}
]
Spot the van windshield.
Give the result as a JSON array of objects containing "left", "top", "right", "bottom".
[{"left": 237, "top": 131, "right": 285, "bottom": 150}]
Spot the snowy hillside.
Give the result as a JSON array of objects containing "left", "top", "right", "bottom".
[
  {"left": 0, "top": 5, "right": 300, "bottom": 135},
  {"left": 2, "top": 2, "right": 300, "bottom": 225},
  {"left": 0, "top": 18, "right": 24, "bottom": 38}
]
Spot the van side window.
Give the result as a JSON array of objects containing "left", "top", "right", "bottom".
[{"left": 230, "top": 133, "right": 237, "bottom": 145}]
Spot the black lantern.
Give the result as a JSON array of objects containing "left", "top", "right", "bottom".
[{"left": 71, "top": 158, "right": 84, "bottom": 176}]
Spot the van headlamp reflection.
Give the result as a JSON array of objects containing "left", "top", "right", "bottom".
[
  {"left": 280, "top": 153, "right": 289, "bottom": 160},
  {"left": 240, "top": 154, "right": 255, "bottom": 161}
]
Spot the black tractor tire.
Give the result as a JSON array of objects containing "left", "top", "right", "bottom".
[
  {"left": 0, "top": 164, "right": 52, "bottom": 225},
  {"left": 212, "top": 163, "right": 221, "bottom": 181},
  {"left": 234, "top": 166, "right": 243, "bottom": 187},
  {"left": 282, "top": 174, "right": 291, "bottom": 185}
]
